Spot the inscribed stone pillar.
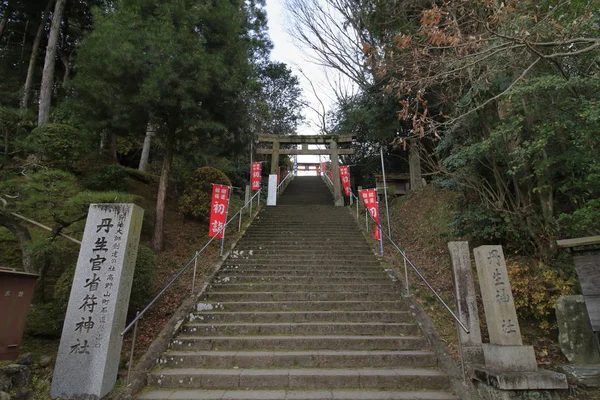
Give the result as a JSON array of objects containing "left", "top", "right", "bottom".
[
  {"left": 448, "top": 241, "right": 483, "bottom": 363},
  {"left": 474, "top": 245, "right": 522, "bottom": 346},
  {"left": 51, "top": 204, "right": 144, "bottom": 399},
  {"left": 474, "top": 245, "right": 538, "bottom": 372},
  {"left": 330, "top": 139, "right": 343, "bottom": 206}
]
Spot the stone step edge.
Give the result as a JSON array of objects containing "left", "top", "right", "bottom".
[
  {"left": 137, "top": 389, "right": 457, "bottom": 400},
  {"left": 183, "top": 322, "right": 418, "bottom": 328},
  {"left": 150, "top": 367, "right": 447, "bottom": 376},
  {"left": 174, "top": 335, "right": 425, "bottom": 341},
  {"left": 161, "top": 349, "right": 435, "bottom": 357}
]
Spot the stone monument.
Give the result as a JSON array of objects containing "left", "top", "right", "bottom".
[
  {"left": 448, "top": 241, "right": 483, "bottom": 364},
  {"left": 51, "top": 204, "right": 144, "bottom": 399},
  {"left": 471, "top": 245, "right": 568, "bottom": 398}
]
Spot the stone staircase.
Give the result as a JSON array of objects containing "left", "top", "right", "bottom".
[{"left": 138, "top": 176, "right": 457, "bottom": 400}]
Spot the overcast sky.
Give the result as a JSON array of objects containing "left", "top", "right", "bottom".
[{"left": 265, "top": 0, "right": 337, "bottom": 163}]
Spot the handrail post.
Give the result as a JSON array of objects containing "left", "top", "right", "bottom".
[
  {"left": 404, "top": 252, "right": 409, "bottom": 296},
  {"left": 191, "top": 251, "right": 198, "bottom": 295},
  {"left": 126, "top": 310, "right": 140, "bottom": 386}
]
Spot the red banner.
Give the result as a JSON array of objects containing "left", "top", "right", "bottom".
[
  {"left": 339, "top": 166, "right": 351, "bottom": 196},
  {"left": 209, "top": 184, "right": 230, "bottom": 238},
  {"left": 320, "top": 162, "right": 327, "bottom": 177},
  {"left": 251, "top": 162, "right": 261, "bottom": 191},
  {"left": 360, "top": 189, "right": 380, "bottom": 240}
]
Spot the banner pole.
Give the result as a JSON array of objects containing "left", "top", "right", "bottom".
[
  {"left": 220, "top": 187, "right": 232, "bottom": 257},
  {"left": 376, "top": 188, "right": 383, "bottom": 256},
  {"left": 380, "top": 145, "right": 392, "bottom": 239}
]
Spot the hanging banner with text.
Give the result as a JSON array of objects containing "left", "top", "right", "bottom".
[
  {"left": 251, "top": 162, "right": 262, "bottom": 191},
  {"left": 360, "top": 189, "right": 381, "bottom": 240},
  {"left": 209, "top": 184, "right": 230, "bottom": 239},
  {"left": 339, "top": 166, "right": 351, "bottom": 196}
]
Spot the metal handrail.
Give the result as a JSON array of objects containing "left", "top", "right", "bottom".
[
  {"left": 121, "top": 189, "right": 262, "bottom": 337},
  {"left": 350, "top": 190, "right": 469, "bottom": 334},
  {"left": 277, "top": 172, "right": 294, "bottom": 194}
]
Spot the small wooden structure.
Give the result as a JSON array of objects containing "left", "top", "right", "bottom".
[
  {"left": 256, "top": 134, "right": 355, "bottom": 206},
  {"left": 376, "top": 173, "right": 411, "bottom": 196}
]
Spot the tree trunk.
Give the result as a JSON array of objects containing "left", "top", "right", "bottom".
[
  {"left": 408, "top": 139, "right": 423, "bottom": 190},
  {"left": 61, "top": 52, "right": 71, "bottom": 87},
  {"left": 0, "top": 3, "right": 10, "bottom": 41},
  {"left": 152, "top": 135, "right": 174, "bottom": 251},
  {"left": 0, "top": 212, "right": 36, "bottom": 273},
  {"left": 138, "top": 121, "right": 155, "bottom": 172},
  {"left": 37, "top": 0, "right": 67, "bottom": 126},
  {"left": 4, "top": 128, "right": 8, "bottom": 156},
  {"left": 21, "top": 0, "right": 54, "bottom": 109},
  {"left": 105, "top": 131, "right": 118, "bottom": 162}
]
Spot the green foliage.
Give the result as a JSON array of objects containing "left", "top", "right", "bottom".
[
  {"left": 26, "top": 124, "right": 88, "bottom": 169},
  {"left": 82, "top": 164, "right": 129, "bottom": 192},
  {"left": 508, "top": 259, "right": 575, "bottom": 334},
  {"left": 25, "top": 303, "right": 62, "bottom": 338},
  {"left": 128, "top": 245, "right": 157, "bottom": 315},
  {"left": 178, "top": 167, "right": 232, "bottom": 220}
]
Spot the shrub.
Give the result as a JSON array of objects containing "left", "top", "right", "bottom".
[
  {"left": 128, "top": 245, "right": 157, "bottom": 315},
  {"left": 179, "top": 167, "right": 232, "bottom": 220},
  {"left": 54, "top": 244, "right": 157, "bottom": 322},
  {"left": 507, "top": 258, "right": 575, "bottom": 334},
  {"left": 27, "top": 124, "right": 87, "bottom": 169},
  {"left": 82, "top": 164, "right": 129, "bottom": 192}
]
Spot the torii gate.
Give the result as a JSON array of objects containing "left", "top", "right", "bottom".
[{"left": 256, "top": 134, "right": 355, "bottom": 206}]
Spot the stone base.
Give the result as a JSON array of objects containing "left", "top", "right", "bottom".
[
  {"left": 483, "top": 344, "right": 537, "bottom": 372},
  {"left": 558, "top": 364, "right": 600, "bottom": 388},
  {"left": 471, "top": 365, "right": 569, "bottom": 391},
  {"left": 461, "top": 345, "right": 485, "bottom": 364},
  {"left": 473, "top": 380, "right": 564, "bottom": 400}
]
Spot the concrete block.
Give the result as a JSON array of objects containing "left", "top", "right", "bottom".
[
  {"left": 558, "top": 364, "right": 600, "bottom": 388},
  {"left": 483, "top": 344, "right": 537, "bottom": 372}
]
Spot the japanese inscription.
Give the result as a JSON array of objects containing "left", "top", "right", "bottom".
[
  {"left": 474, "top": 245, "right": 523, "bottom": 346},
  {"left": 52, "top": 204, "right": 143, "bottom": 399}
]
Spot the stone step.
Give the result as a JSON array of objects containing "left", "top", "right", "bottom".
[
  {"left": 201, "top": 291, "right": 397, "bottom": 302},
  {"left": 169, "top": 336, "right": 427, "bottom": 351},
  {"left": 194, "top": 301, "right": 407, "bottom": 312},
  {"left": 207, "top": 284, "right": 398, "bottom": 293},
  {"left": 147, "top": 367, "right": 450, "bottom": 390},
  {"left": 210, "top": 276, "right": 392, "bottom": 285},
  {"left": 227, "top": 256, "right": 378, "bottom": 263},
  {"left": 180, "top": 322, "right": 420, "bottom": 337},
  {"left": 217, "top": 269, "right": 387, "bottom": 278},
  {"left": 220, "top": 265, "right": 386, "bottom": 273},
  {"left": 223, "top": 260, "right": 381, "bottom": 267},
  {"left": 158, "top": 349, "right": 436, "bottom": 368},
  {"left": 189, "top": 311, "right": 412, "bottom": 324},
  {"left": 229, "top": 249, "right": 371, "bottom": 256},
  {"left": 233, "top": 246, "right": 373, "bottom": 252},
  {"left": 137, "top": 389, "right": 457, "bottom": 400}
]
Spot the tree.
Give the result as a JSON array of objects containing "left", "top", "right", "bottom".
[
  {"left": 256, "top": 62, "right": 305, "bottom": 135},
  {"left": 68, "top": 0, "right": 259, "bottom": 251},
  {"left": 37, "top": 0, "right": 66, "bottom": 125}
]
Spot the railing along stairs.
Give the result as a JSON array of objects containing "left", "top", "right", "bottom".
[{"left": 120, "top": 172, "right": 294, "bottom": 384}]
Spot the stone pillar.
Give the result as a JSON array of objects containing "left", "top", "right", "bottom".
[
  {"left": 52, "top": 204, "right": 144, "bottom": 399},
  {"left": 474, "top": 245, "right": 536, "bottom": 371},
  {"left": 448, "top": 241, "right": 484, "bottom": 364},
  {"left": 270, "top": 140, "right": 280, "bottom": 175},
  {"left": 330, "top": 139, "right": 343, "bottom": 206},
  {"left": 267, "top": 141, "right": 280, "bottom": 206}
]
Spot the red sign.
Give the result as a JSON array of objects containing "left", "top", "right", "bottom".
[
  {"left": 209, "top": 184, "right": 230, "bottom": 238},
  {"left": 360, "top": 189, "right": 380, "bottom": 240},
  {"left": 251, "top": 162, "right": 261, "bottom": 190},
  {"left": 339, "top": 166, "right": 351, "bottom": 196}
]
